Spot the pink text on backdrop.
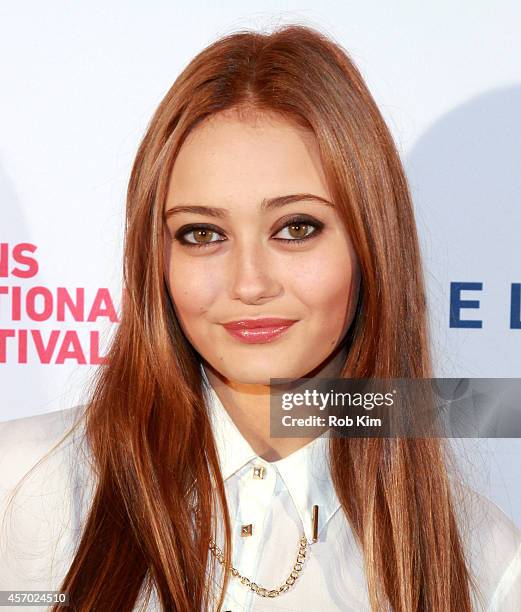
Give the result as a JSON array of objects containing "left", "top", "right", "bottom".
[{"left": 0, "top": 242, "right": 122, "bottom": 364}]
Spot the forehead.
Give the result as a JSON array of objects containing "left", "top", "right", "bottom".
[{"left": 166, "top": 110, "right": 330, "bottom": 207}]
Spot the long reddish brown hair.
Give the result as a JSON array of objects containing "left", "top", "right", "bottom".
[{"left": 48, "top": 24, "right": 480, "bottom": 610}]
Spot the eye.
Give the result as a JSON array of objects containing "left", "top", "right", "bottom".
[
  {"left": 273, "top": 216, "right": 324, "bottom": 245},
  {"left": 174, "top": 224, "right": 227, "bottom": 248}
]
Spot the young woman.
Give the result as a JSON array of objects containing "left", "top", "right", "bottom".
[{"left": 1, "top": 24, "right": 520, "bottom": 612}]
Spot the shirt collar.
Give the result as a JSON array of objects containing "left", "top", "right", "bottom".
[{"left": 201, "top": 366, "right": 342, "bottom": 543}]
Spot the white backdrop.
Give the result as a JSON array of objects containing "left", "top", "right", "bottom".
[{"left": 1, "top": 1, "right": 520, "bottom": 526}]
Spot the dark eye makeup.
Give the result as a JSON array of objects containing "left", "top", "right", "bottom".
[{"left": 172, "top": 214, "right": 325, "bottom": 249}]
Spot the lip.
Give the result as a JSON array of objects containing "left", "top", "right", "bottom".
[
  {"left": 222, "top": 318, "right": 298, "bottom": 344},
  {"left": 222, "top": 318, "right": 298, "bottom": 329}
]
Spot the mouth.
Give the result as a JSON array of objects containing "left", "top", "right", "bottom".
[{"left": 221, "top": 318, "right": 298, "bottom": 344}]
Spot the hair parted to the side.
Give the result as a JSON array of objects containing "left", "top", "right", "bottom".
[{"left": 50, "top": 24, "right": 482, "bottom": 611}]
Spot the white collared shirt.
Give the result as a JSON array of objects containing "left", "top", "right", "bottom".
[
  {"left": 0, "top": 384, "right": 520, "bottom": 611},
  {"left": 203, "top": 375, "right": 351, "bottom": 611}
]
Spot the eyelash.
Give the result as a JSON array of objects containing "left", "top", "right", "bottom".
[{"left": 173, "top": 216, "right": 325, "bottom": 249}]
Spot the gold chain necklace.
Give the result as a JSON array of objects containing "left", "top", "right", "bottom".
[{"left": 208, "top": 533, "right": 309, "bottom": 598}]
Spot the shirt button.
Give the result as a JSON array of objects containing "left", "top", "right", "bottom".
[{"left": 252, "top": 466, "right": 265, "bottom": 479}]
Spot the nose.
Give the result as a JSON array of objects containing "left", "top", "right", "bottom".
[{"left": 229, "top": 239, "right": 282, "bottom": 304}]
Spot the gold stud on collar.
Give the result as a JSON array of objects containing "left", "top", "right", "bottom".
[
  {"left": 253, "top": 466, "right": 265, "bottom": 479},
  {"left": 240, "top": 524, "right": 253, "bottom": 537}
]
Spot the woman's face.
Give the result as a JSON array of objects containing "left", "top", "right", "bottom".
[{"left": 163, "top": 110, "right": 360, "bottom": 384}]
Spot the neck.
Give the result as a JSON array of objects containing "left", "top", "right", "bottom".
[{"left": 202, "top": 345, "right": 347, "bottom": 461}]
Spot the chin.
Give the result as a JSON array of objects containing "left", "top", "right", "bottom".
[{"left": 222, "top": 359, "right": 307, "bottom": 384}]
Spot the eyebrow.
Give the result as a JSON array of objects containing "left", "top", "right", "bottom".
[{"left": 163, "top": 193, "right": 334, "bottom": 220}]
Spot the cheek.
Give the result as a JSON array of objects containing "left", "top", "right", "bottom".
[
  {"left": 290, "top": 246, "right": 357, "bottom": 332},
  {"left": 165, "top": 257, "right": 221, "bottom": 324}
]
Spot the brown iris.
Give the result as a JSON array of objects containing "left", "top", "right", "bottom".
[
  {"left": 191, "top": 229, "right": 214, "bottom": 244},
  {"left": 287, "top": 223, "right": 309, "bottom": 238}
]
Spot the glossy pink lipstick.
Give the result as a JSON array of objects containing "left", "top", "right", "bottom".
[{"left": 222, "top": 318, "right": 297, "bottom": 344}]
